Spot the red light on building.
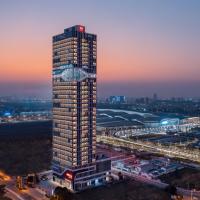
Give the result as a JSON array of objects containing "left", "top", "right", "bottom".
[
  {"left": 78, "top": 26, "right": 85, "bottom": 32},
  {"left": 65, "top": 172, "right": 73, "bottom": 180}
]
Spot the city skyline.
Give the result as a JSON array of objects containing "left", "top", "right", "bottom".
[{"left": 0, "top": 0, "right": 200, "bottom": 98}]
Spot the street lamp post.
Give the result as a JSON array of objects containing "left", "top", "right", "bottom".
[{"left": 191, "top": 189, "right": 196, "bottom": 200}]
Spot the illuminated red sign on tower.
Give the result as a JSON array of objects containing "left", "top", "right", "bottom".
[
  {"left": 78, "top": 25, "right": 85, "bottom": 32},
  {"left": 65, "top": 171, "right": 74, "bottom": 180}
]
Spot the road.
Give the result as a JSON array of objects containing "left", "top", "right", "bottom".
[
  {"left": 5, "top": 187, "right": 25, "bottom": 200},
  {"left": 5, "top": 182, "right": 44, "bottom": 200},
  {"left": 0, "top": 171, "right": 47, "bottom": 200}
]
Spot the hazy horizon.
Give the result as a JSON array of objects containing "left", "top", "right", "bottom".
[{"left": 0, "top": 80, "right": 200, "bottom": 99}]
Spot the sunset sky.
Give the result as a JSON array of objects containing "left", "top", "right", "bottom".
[{"left": 0, "top": 0, "right": 200, "bottom": 98}]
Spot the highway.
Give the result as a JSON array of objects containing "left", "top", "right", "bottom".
[{"left": 97, "top": 135, "right": 200, "bottom": 163}]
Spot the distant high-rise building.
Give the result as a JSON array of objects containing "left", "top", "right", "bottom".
[
  {"left": 109, "top": 96, "right": 126, "bottom": 104},
  {"left": 52, "top": 25, "right": 110, "bottom": 192},
  {"left": 153, "top": 93, "right": 158, "bottom": 101}
]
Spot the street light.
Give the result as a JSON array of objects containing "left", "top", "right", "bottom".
[{"left": 190, "top": 188, "right": 196, "bottom": 200}]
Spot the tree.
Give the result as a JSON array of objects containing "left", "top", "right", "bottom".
[
  {"left": 118, "top": 172, "right": 123, "bottom": 181},
  {"left": 34, "top": 173, "right": 40, "bottom": 184},
  {"left": 165, "top": 185, "right": 177, "bottom": 196},
  {"left": 0, "top": 185, "right": 6, "bottom": 195},
  {"left": 53, "top": 186, "right": 73, "bottom": 200}
]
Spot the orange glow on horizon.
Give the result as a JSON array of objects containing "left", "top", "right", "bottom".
[{"left": 0, "top": 22, "right": 199, "bottom": 85}]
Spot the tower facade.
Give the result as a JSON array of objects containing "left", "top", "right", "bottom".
[{"left": 52, "top": 25, "right": 110, "bottom": 191}]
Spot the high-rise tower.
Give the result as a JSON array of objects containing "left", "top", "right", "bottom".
[{"left": 52, "top": 25, "right": 110, "bottom": 192}]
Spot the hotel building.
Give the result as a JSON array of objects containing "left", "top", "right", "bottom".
[{"left": 52, "top": 25, "right": 110, "bottom": 192}]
